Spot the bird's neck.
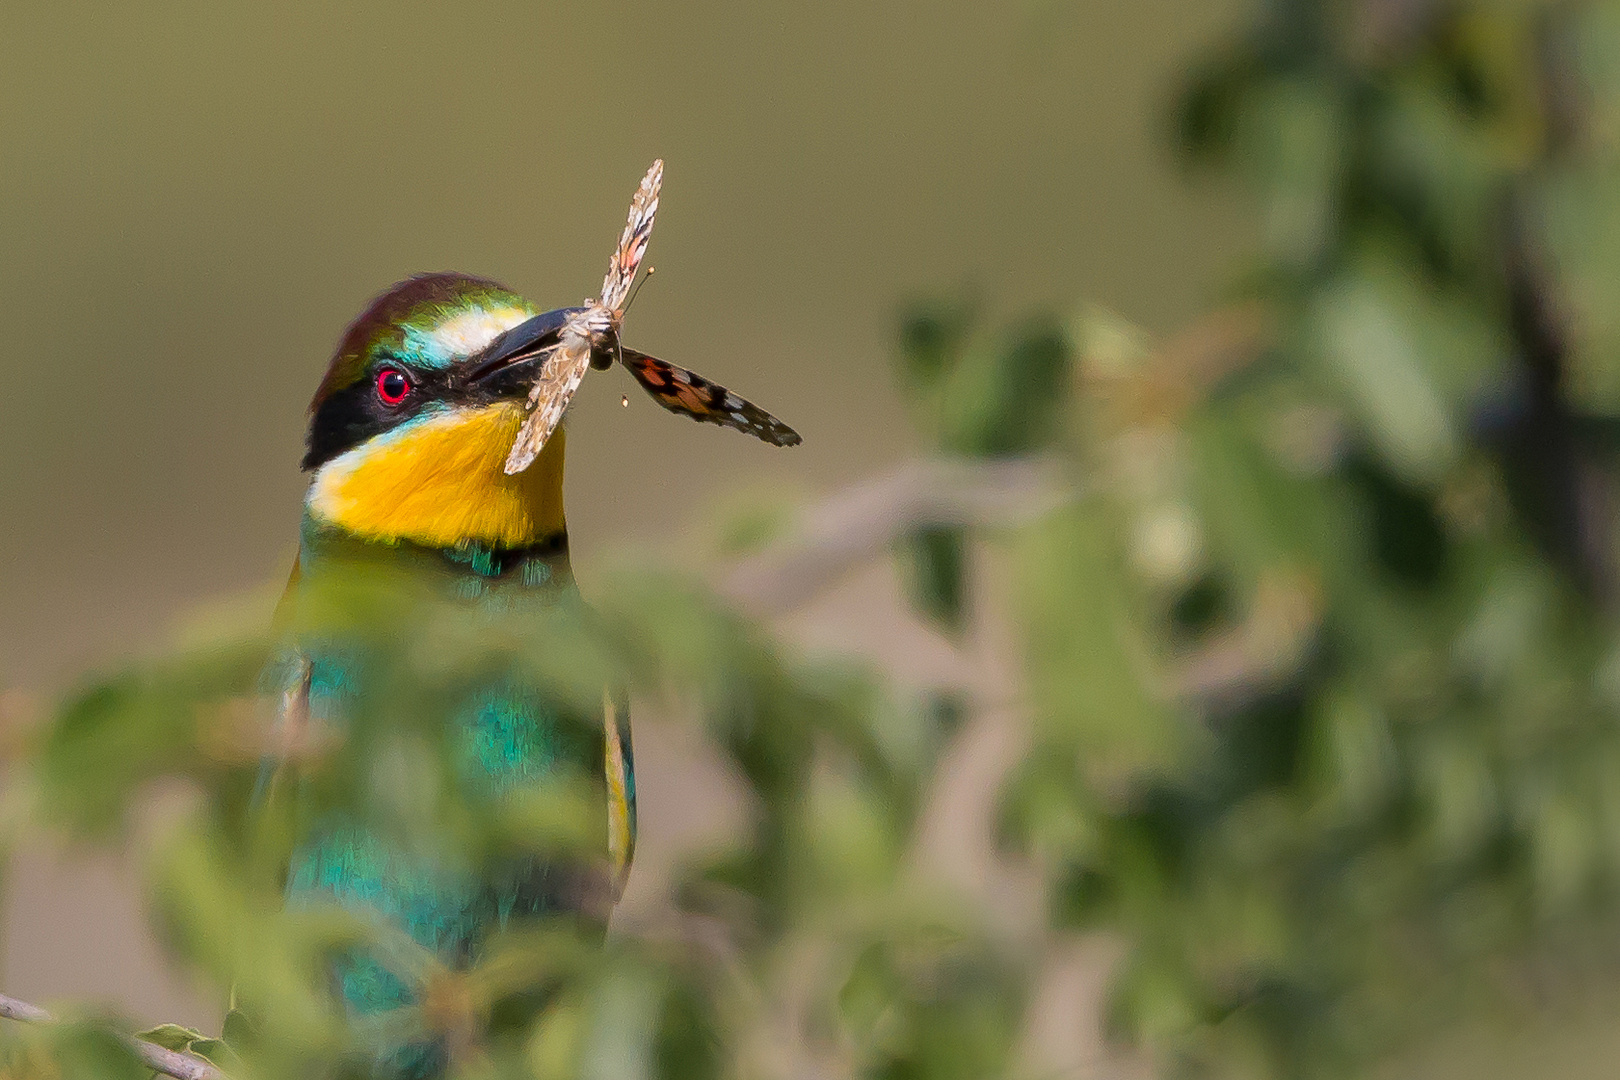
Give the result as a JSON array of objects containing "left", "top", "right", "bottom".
[
  {"left": 294, "top": 517, "right": 574, "bottom": 602},
  {"left": 305, "top": 403, "right": 568, "bottom": 552}
]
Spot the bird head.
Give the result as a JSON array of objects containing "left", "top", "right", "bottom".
[{"left": 302, "top": 273, "right": 584, "bottom": 551}]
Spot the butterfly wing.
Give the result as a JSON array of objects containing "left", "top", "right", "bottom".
[
  {"left": 505, "top": 326, "right": 594, "bottom": 474},
  {"left": 620, "top": 348, "right": 801, "bottom": 447},
  {"left": 506, "top": 161, "right": 663, "bottom": 474},
  {"left": 600, "top": 160, "right": 662, "bottom": 314}
]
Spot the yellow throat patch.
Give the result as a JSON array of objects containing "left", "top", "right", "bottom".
[{"left": 306, "top": 402, "right": 567, "bottom": 548}]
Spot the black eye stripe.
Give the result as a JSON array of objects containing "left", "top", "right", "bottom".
[{"left": 303, "top": 360, "right": 444, "bottom": 471}]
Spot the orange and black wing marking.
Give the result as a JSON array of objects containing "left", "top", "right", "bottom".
[{"left": 620, "top": 347, "right": 802, "bottom": 447}]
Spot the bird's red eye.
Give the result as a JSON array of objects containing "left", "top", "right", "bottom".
[{"left": 376, "top": 367, "right": 411, "bottom": 406}]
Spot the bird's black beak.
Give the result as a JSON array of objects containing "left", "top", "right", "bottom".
[
  {"left": 464, "top": 306, "right": 619, "bottom": 398},
  {"left": 464, "top": 307, "right": 576, "bottom": 392}
]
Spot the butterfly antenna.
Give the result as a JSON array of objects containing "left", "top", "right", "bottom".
[{"left": 623, "top": 265, "right": 656, "bottom": 316}]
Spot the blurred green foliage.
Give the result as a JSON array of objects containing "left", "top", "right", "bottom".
[
  {"left": 16, "top": 1, "right": 1620, "bottom": 1079},
  {"left": 16, "top": 561, "right": 1004, "bottom": 1080}
]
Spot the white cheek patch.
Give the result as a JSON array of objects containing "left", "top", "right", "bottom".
[{"left": 428, "top": 306, "right": 533, "bottom": 359}]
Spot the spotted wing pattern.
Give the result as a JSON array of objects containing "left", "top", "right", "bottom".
[
  {"left": 620, "top": 347, "right": 801, "bottom": 447},
  {"left": 600, "top": 160, "right": 661, "bottom": 313}
]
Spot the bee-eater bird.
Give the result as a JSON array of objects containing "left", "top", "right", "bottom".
[
  {"left": 262, "top": 265, "right": 799, "bottom": 1079},
  {"left": 259, "top": 165, "right": 798, "bottom": 1079},
  {"left": 264, "top": 273, "right": 638, "bottom": 1078}
]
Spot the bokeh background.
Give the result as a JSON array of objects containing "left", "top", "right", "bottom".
[
  {"left": 13, "top": 2, "right": 1620, "bottom": 1079},
  {"left": 0, "top": 0, "right": 1247, "bottom": 685},
  {"left": 0, "top": 0, "right": 1242, "bottom": 1037}
]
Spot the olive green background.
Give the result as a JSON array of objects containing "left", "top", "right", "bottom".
[{"left": 0, "top": 0, "right": 1248, "bottom": 691}]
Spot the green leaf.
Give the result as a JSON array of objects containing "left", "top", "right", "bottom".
[
  {"left": 219, "top": 1008, "right": 257, "bottom": 1053},
  {"left": 1308, "top": 271, "right": 1461, "bottom": 487},
  {"left": 898, "top": 525, "right": 967, "bottom": 634},
  {"left": 133, "top": 1024, "right": 205, "bottom": 1053},
  {"left": 898, "top": 297, "right": 976, "bottom": 393},
  {"left": 183, "top": 1039, "right": 240, "bottom": 1070},
  {"left": 937, "top": 316, "right": 1071, "bottom": 457},
  {"left": 1215, "top": 76, "right": 1348, "bottom": 267},
  {"left": 1011, "top": 502, "right": 1187, "bottom": 783}
]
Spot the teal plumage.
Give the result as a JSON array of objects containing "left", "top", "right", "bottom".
[{"left": 274, "top": 527, "right": 615, "bottom": 1077}]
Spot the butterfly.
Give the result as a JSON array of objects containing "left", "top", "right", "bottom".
[{"left": 503, "top": 160, "right": 800, "bottom": 475}]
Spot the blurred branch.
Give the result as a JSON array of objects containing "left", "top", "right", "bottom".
[
  {"left": 720, "top": 305, "right": 1268, "bottom": 618},
  {"left": 1088, "top": 301, "right": 1273, "bottom": 427},
  {"left": 0, "top": 993, "right": 228, "bottom": 1080},
  {"left": 1153, "top": 300, "right": 1273, "bottom": 396},
  {"left": 1170, "top": 569, "right": 1324, "bottom": 708},
  {"left": 0, "top": 690, "right": 39, "bottom": 763},
  {"left": 720, "top": 456, "right": 1071, "bottom": 616}
]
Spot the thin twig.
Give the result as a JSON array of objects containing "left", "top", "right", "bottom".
[
  {"left": 0, "top": 992, "right": 227, "bottom": 1080},
  {"left": 0, "top": 995, "right": 49, "bottom": 1024},
  {"left": 720, "top": 456, "right": 1070, "bottom": 615}
]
